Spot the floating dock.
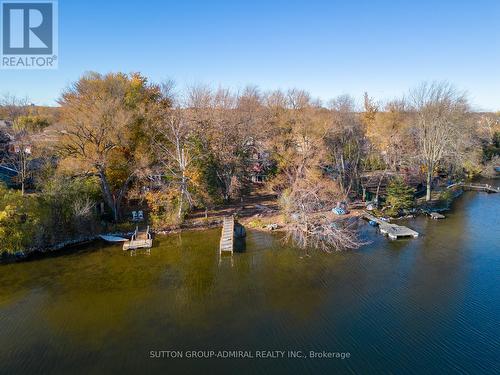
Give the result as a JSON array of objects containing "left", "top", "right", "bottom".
[
  {"left": 123, "top": 226, "right": 153, "bottom": 250},
  {"left": 219, "top": 216, "right": 235, "bottom": 254},
  {"left": 363, "top": 212, "right": 419, "bottom": 240}
]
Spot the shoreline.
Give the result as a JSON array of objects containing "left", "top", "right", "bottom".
[{"left": 1, "top": 183, "right": 496, "bottom": 264}]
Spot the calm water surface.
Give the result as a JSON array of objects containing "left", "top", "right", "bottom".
[{"left": 1, "top": 191, "right": 499, "bottom": 374}]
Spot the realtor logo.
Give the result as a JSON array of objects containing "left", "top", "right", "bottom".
[{"left": 1, "top": 0, "right": 58, "bottom": 69}]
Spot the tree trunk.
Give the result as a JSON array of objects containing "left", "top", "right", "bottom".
[
  {"left": 375, "top": 168, "right": 387, "bottom": 203},
  {"left": 98, "top": 169, "right": 119, "bottom": 221},
  {"left": 178, "top": 190, "right": 183, "bottom": 220},
  {"left": 426, "top": 171, "right": 432, "bottom": 201},
  {"left": 177, "top": 169, "right": 188, "bottom": 220},
  {"left": 114, "top": 174, "right": 135, "bottom": 222}
]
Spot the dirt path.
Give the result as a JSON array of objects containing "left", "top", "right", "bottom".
[
  {"left": 182, "top": 185, "right": 364, "bottom": 233},
  {"left": 184, "top": 185, "right": 279, "bottom": 226}
]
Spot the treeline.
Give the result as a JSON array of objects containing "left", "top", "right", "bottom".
[{"left": 0, "top": 73, "right": 499, "bottom": 254}]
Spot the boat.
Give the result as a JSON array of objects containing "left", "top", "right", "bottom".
[
  {"left": 430, "top": 212, "right": 445, "bottom": 220},
  {"left": 14, "top": 251, "right": 27, "bottom": 259},
  {"left": 99, "top": 234, "right": 128, "bottom": 243},
  {"left": 234, "top": 222, "right": 247, "bottom": 238},
  {"left": 332, "top": 207, "right": 347, "bottom": 215}
]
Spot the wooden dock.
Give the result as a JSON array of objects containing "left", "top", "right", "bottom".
[
  {"left": 363, "top": 212, "right": 419, "bottom": 240},
  {"left": 220, "top": 216, "right": 235, "bottom": 254},
  {"left": 123, "top": 226, "right": 153, "bottom": 250},
  {"left": 447, "top": 182, "right": 500, "bottom": 193}
]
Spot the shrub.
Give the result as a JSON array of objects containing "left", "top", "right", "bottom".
[
  {"left": 438, "top": 190, "right": 454, "bottom": 204},
  {"left": 38, "top": 175, "right": 101, "bottom": 244},
  {"left": 14, "top": 115, "right": 50, "bottom": 132},
  {"left": 0, "top": 176, "right": 102, "bottom": 255},
  {"left": 0, "top": 185, "right": 39, "bottom": 254},
  {"left": 145, "top": 190, "right": 183, "bottom": 229}
]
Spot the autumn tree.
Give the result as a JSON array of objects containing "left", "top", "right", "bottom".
[
  {"left": 151, "top": 104, "right": 196, "bottom": 220},
  {"left": 15, "top": 115, "right": 50, "bottom": 132},
  {"left": 409, "top": 82, "right": 470, "bottom": 201},
  {"left": 326, "top": 95, "right": 366, "bottom": 196},
  {"left": 58, "top": 72, "right": 162, "bottom": 221},
  {"left": 187, "top": 85, "right": 256, "bottom": 202},
  {"left": 362, "top": 92, "right": 378, "bottom": 134},
  {"left": 261, "top": 89, "right": 296, "bottom": 191},
  {"left": 363, "top": 98, "right": 412, "bottom": 171},
  {"left": 262, "top": 90, "right": 362, "bottom": 251},
  {"left": 0, "top": 94, "right": 29, "bottom": 125},
  {"left": 263, "top": 89, "right": 329, "bottom": 189}
]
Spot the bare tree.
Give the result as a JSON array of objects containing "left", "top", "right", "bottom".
[
  {"left": 283, "top": 178, "right": 364, "bottom": 252},
  {"left": 478, "top": 113, "right": 500, "bottom": 143},
  {"left": 187, "top": 85, "right": 256, "bottom": 201},
  {"left": 4, "top": 133, "right": 33, "bottom": 195},
  {"left": 326, "top": 95, "right": 365, "bottom": 196},
  {"left": 152, "top": 106, "right": 195, "bottom": 219},
  {"left": 0, "top": 93, "right": 29, "bottom": 124},
  {"left": 409, "top": 82, "right": 470, "bottom": 201},
  {"left": 265, "top": 91, "right": 364, "bottom": 252}
]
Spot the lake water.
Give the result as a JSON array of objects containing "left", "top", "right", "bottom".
[{"left": 1, "top": 191, "right": 499, "bottom": 374}]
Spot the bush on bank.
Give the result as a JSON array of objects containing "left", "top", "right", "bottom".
[{"left": 0, "top": 177, "right": 101, "bottom": 256}]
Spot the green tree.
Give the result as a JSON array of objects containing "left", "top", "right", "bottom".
[{"left": 386, "top": 177, "right": 415, "bottom": 215}]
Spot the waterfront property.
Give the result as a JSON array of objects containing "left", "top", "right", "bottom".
[{"left": 0, "top": 190, "right": 499, "bottom": 374}]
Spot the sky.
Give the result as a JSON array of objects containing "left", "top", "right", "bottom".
[{"left": 1, "top": 0, "right": 499, "bottom": 110}]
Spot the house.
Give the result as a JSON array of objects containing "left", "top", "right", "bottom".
[
  {"left": 7, "top": 143, "right": 32, "bottom": 154},
  {"left": 245, "top": 139, "right": 272, "bottom": 183}
]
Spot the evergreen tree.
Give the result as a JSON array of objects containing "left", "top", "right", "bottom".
[{"left": 386, "top": 177, "right": 415, "bottom": 214}]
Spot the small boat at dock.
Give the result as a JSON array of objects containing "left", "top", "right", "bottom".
[
  {"left": 234, "top": 222, "right": 246, "bottom": 238},
  {"left": 430, "top": 212, "right": 445, "bottom": 220},
  {"left": 99, "top": 235, "right": 128, "bottom": 242}
]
